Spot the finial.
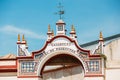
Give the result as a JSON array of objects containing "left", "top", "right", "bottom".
[
  {"left": 99, "top": 31, "right": 103, "bottom": 40},
  {"left": 48, "top": 24, "right": 51, "bottom": 32},
  {"left": 22, "top": 34, "right": 25, "bottom": 41},
  {"left": 71, "top": 25, "right": 75, "bottom": 32},
  {"left": 18, "top": 34, "right": 20, "bottom": 41},
  {"left": 52, "top": 30, "right": 54, "bottom": 36}
]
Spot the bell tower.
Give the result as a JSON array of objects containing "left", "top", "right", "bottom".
[
  {"left": 56, "top": 3, "right": 66, "bottom": 35},
  {"left": 56, "top": 19, "right": 66, "bottom": 35}
]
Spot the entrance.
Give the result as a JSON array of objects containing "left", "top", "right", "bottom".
[{"left": 41, "top": 54, "right": 84, "bottom": 80}]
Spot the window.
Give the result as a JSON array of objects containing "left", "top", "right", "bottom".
[
  {"left": 58, "top": 26, "right": 63, "bottom": 31},
  {"left": 21, "top": 62, "right": 34, "bottom": 72},
  {"left": 88, "top": 61, "right": 99, "bottom": 72}
]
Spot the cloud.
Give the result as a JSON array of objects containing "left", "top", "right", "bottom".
[{"left": 0, "top": 25, "right": 46, "bottom": 40}]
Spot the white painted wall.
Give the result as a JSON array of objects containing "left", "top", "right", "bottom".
[
  {"left": 84, "top": 77, "right": 104, "bottom": 80},
  {"left": 18, "top": 78, "right": 42, "bottom": 80},
  {"left": 106, "top": 69, "right": 120, "bottom": 80},
  {"left": 0, "top": 76, "right": 42, "bottom": 80},
  {"left": 104, "top": 39, "right": 120, "bottom": 60},
  {"left": 0, "top": 61, "right": 16, "bottom": 66},
  {"left": 104, "top": 39, "right": 120, "bottom": 68},
  {"left": 43, "top": 66, "right": 84, "bottom": 80},
  {"left": 0, "top": 76, "right": 17, "bottom": 80}
]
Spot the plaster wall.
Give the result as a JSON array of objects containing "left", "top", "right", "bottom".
[
  {"left": 104, "top": 39, "right": 120, "bottom": 68},
  {"left": 43, "top": 65, "right": 84, "bottom": 80},
  {"left": 0, "top": 61, "right": 16, "bottom": 66},
  {"left": 0, "top": 72, "right": 16, "bottom": 76},
  {"left": 17, "top": 78, "right": 42, "bottom": 80},
  {"left": 0, "top": 76, "right": 42, "bottom": 80},
  {"left": 105, "top": 69, "right": 120, "bottom": 80},
  {"left": 84, "top": 77, "right": 104, "bottom": 80},
  {"left": 0, "top": 76, "right": 17, "bottom": 80}
]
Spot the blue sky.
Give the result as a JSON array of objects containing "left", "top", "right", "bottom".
[{"left": 0, "top": 0, "right": 120, "bottom": 56}]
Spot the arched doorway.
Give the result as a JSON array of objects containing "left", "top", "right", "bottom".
[{"left": 41, "top": 54, "right": 85, "bottom": 80}]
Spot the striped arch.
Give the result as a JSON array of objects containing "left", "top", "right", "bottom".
[{"left": 36, "top": 50, "right": 88, "bottom": 77}]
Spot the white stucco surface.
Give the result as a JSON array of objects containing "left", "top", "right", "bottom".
[
  {"left": 0, "top": 76, "right": 17, "bottom": 80},
  {"left": 0, "top": 61, "right": 16, "bottom": 66},
  {"left": 106, "top": 69, "right": 120, "bottom": 80},
  {"left": 43, "top": 66, "right": 84, "bottom": 80},
  {"left": 18, "top": 78, "right": 42, "bottom": 80},
  {"left": 84, "top": 77, "right": 104, "bottom": 80},
  {"left": 104, "top": 39, "right": 120, "bottom": 68}
]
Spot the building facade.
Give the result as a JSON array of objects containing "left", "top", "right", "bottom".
[{"left": 0, "top": 19, "right": 120, "bottom": 80}]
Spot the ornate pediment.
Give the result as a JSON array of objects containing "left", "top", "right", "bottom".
[{"left": 33, "top": 35, "right": 90, "bottom": 61}]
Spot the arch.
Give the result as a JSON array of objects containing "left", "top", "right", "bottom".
[{"left": 37, "top": 50, "right": 88, "bottom": 77}]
